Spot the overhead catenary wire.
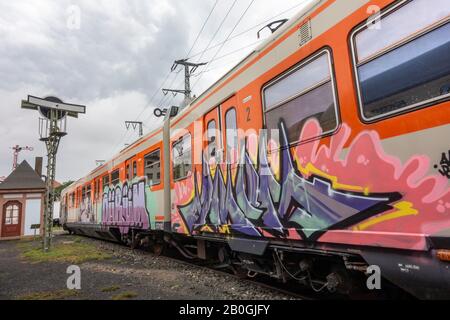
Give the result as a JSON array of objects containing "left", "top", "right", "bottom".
[
  {"left": 152, "top": 0, "right": 310, "bottom": 117},
  {"left": 193, "top": 0, "right": 239, "bottom": 65},
  {"left": 186, "top": 0, "right": 309, "bottom": 61},
  {"left": 142, "top": 0, "right": 241, "bottom": 124},
  {"left": 110, "top": 0, "right": 221, "bottom": 155},
  {"left": 193, "top": 0, "right": 256, "bottom": 90}
]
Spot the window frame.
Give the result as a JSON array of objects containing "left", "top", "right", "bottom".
[
  {"left": 350, "top": 0, "right": 450, "bottom": 123},
  {"left": 261, "top": 47, "right": 340, "bottom": 148},
  {"left": 172, "top": 133, "right": 193, "bottom": 182},
  {"left": 4, "top": 203, "right": 20, "bottom": 225},
  {"left": 144, "top": 149, "right": 162, "bottom": 186},
  {"left": 111, "top": 169, "right": 120, "bottom": 186},
  {"left": 102, "top": 174, "right": 110, "bottom": 189}
]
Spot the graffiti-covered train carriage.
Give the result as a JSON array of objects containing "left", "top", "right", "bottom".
[{"left": 61, "top": 0, "right": 450, "bottom": 299}]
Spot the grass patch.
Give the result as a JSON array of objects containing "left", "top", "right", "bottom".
[
  {"left": 18, "top": 238, "right": 111, "bottom": 264},
  {"left": 112, "top": 291, "right": 139, "bottom": 300},
  {"left": 18, "top": 289, "right": 80, "bottom": 300},
  {"left": 101, "top": 285, "right": 121, "bottom": 293}
]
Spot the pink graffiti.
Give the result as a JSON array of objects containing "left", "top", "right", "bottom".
[{"left": 294, "top": 120, "right": 450, "bottom": 249}]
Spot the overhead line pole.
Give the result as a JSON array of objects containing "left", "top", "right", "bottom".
[{"left": 162, "top": 60, "right": 207, "bottom": 106}]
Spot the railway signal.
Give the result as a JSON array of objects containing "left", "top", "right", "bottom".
[
  {"left": 21, "top": 95, "right": 86, "bottom": 252},
  {"left": 11, "top": 145, "right": 34, "bottom": 171}
]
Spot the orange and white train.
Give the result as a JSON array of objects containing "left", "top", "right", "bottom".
[{"left": 61, "top": 0, "right": 450, "bottom": 299}]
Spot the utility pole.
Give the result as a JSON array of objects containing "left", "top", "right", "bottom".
[
  {"left": 22, "top": 96, "right": 86, "bottom": 252},
  {"left": 163, "top": 59, "right": 206, "bottom": 106},
  {"left": 125, "top": 121, "right": 143, "bottom": 137},
  {"left": 11, "top": 145, "right": 34, "bottom": 171}
]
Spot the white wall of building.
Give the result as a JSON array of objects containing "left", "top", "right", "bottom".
[{"left": 24, "top": 199, "right": 41, "bottom": 236}]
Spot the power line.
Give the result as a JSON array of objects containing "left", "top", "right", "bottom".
[
  {"left": 110, "top": 0, "right": 221, "bottom": 155},
  {"left": 187, "top": 0, "right": 220, "bottom": 57},
  {"left": 143, "top": 0, "right": 239, "bottom": 124},
  {"left": 193, "top": 0, "right": 256, "bottom": 90},
  {"left": 187, "top": 0, "right": 309, "bottom": 60},
  {"left": 194, "top": 0, "right": 239, "bottom": 65}
]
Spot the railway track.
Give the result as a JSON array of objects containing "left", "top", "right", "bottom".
[{"left": 128, "top": 244, "right": 333, "bottom": 300}]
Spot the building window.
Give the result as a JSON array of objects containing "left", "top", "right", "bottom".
[
  {"left": 263, "top": 49, "right": 339, "bottom": 147},
  {"left": 144, "top": 150, "right": 161, "bottom": 186},
  {"left": 4, "top": 203, "right": 20, "bottom": 225},
  {"left": 111, "top": 170, "right": 120, "bottom": 186},
  {"left": 225, "top": 108, "right": 238, "bottom": 164},
  {"left": 173, "top": 134, "right": 192, "bottom": 181},
  {"left": 352, "top": 0, "right": 450, "bottom": 121}
]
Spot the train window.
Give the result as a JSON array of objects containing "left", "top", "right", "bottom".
[
  {"left": 133, "top": 161, "right": 137, "bottom": 178},
  {"left": 70, "top": 193, "right": 75, "bottom": 207},
  {"left": 206, "top": 120, "right": 217, "bottom": 163},
  {"left": 263, "top": 50, "right": 338, "bottom": 147},
  {"left": 126, "top": 164, "right": 130, "bottom": 180},
  {"left": 352, "top": 0, "right": 450, "bottom": 121},
  {"left": 86, "top": 185, "right": 92, "bottom": 202},
  {"left": 102, "top": 175, "right": 110, "bottom": 188},
  {"left": 111, "top": 170, "right": 120, "bottom": 186},
  {"left": 144, "top": 150, "right": 161, "bottom": 186},
  {"left": 225, "top": 108, "right": 238, "bottom": 164},
  {"left": 173, "top": 134, "right": 192, "bottom": 181}
]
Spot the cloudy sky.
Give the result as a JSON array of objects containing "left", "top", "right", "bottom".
[{"left": 0, "top": 0, "right": 312, "bottom": 182}]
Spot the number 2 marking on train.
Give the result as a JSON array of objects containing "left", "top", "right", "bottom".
[{"left": 246, "top": 107, "right": 251, "bottom": 122}]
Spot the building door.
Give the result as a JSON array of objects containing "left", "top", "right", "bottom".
[{"left": 2, "top": 201, "right": 22, "bottom": 238}]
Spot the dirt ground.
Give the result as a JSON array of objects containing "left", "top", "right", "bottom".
[{"left": 0, "top": 234, "right": 294, "bottom": 300}]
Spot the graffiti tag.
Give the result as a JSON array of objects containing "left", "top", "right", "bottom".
[
  {"left": 435, "top": 150, "right": 450, "bottom": 179},
  {"left": 102, "top": 180, "right": 150, "bottom": 234}
]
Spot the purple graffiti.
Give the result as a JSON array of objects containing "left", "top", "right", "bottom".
[
  {"left": 178, "top": 122, "right": 401, "bottom": 240},
  {"left": 102, "top": 180, "right": 150, "bottom": 234}
]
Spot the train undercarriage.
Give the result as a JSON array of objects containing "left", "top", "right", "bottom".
[{"left": 64, "top": 223, "right": 426, "bottom": 300}]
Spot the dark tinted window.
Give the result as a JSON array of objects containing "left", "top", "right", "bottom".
[
  {"left": 111, "top": 170, "right": 120, "bottom": 186},
  {"left": 353, "top": 0, "right": 450, "bottom": 120},
  {"left": 102, "top": 175, "right": 110, "bottom": 188}
]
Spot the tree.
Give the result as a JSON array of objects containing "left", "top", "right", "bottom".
[{"left": 54, "top": 181, "right": 74, "bottom": 201}]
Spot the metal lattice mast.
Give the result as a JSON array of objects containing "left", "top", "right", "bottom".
[
  {"left": 42, "top": 108, "right": 63, "bottom": 251},
  {"left": 21, "top": 95, "right": 86, "bottom": 252}
]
